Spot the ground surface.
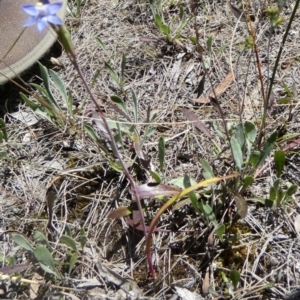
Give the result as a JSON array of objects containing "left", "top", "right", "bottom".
[{"left": 1, "top": 0, "right": 300, "bottom": 299}]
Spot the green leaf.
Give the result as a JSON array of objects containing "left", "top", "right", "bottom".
[
  {"left": 286, "top": 184, "right": 298, "bottom": 197},
  {"left": 241, "top": 176, "right": 254, "bottom": 192},
  {"left": 105, "top": 62, "right": 120, "bottom": 88},
  {"left": 80, "top": 228, "right": 87, "bottom": 250},
  {"left": 0, "top": 118, "right": 8, "bottom": 142},
  {"left": 38, "top": 62, "right": 60, "bottom": 111},
  {"left": 244, "top": 121, "right": 257, "bottom": 162},
  {"left": 84, "top": 125, "right": 111, "bottom": 156},
  {"left": 184, "top": 175, "right": 199, "bottom": 212},
  {"left": 277, "top": 97, "right": 291, "bottom": 104},
  {"left": 12, "top": 234, "right": 34, "bottom": 252},
  {"left": 34, "top": 245, "right": 56, "bottom": 272},
  {"left": 230, "top": 136, "right": 243, "bottom": 171},
  {"left": 234, "top": 123, "right": 245, "bottom": 149},
  {"left": 201, "top": 159, "right": 215, "bottom": 179},
  {"left": 274, "top": 150, "right": 285, "bottom": 178},
  {"left": 230, "top": 269, "right": 240, "bottom": 290},
  {"left": 95, "top": 37, "right": 106, "bottom": 51},
  {"left": 179, "top": 6, "right": 184, "bottom": 21},
  {"left": 68, "top": 252, "right": 78, "bottom": 275},
  {"left": 132, "top": 90, "right": 138, "bottom": 124},
  {"left": 65, "top": 225, "right": 72, "bottom": 237},
  {"left": 199, "top": 202, "right": 217, "bottom": 227},
  {"left": 155, "top": 13, "right": 163, "bottom": 28},
  {"left": 256, "top": 131, "right": 278, "bottom": 168},
  {"left": 121, "top": 54, "right": 126, "bottom": 84},
  {"left": 215, "top": 224, "right": 225, "bottom": 242},
  {"left": 33, "top": 231, "right": 51, "bottom": 249},
  {"left": 269, "top": 186, "right": 276, "bottom": 201},
  {"left": 273, "top": 178, "right": 280, "bottom": 191},
  {"left": 110, "top": 95, "right": 129, "bottom": 116},
  {"left": 38, "top": 262, "right": 56, "bottom": 275},
  {"left": 233, "top": 193, "right": 247, "bottom": 218},
  {"left": 158, "top": 136, "right": 165, "bottom": 173},
  {"left": 213, "top": 121, "right": 226, "bottom": 139},
  {"left": 206, "top": 36, "right": 213, "bottom": 52},
  {"left": 59, "top": 235, "right": 78, "bottom": 253},
  {"left": 276, "top": 188, "right": 284, "bottom": 207},
  {"left": 168, "top": 176, "right": 197, "bottom": 189},
  {"left": 0, "top": 131, "right": 3, "bottom": 143},
  {"left": 49, "top": 69, "right": 70, "bottom": 113},
  {"left": 161, "top": 24, "right": 170, "bottom": 37},
  {"left": 283, "top": 82, "right": 293, "bottom": 97},
  {"left": 249, "top": 151, "right": 260, "bottom": 167},
  {"left": 150, "top": 171, "right": 162, "bottom": 183}
]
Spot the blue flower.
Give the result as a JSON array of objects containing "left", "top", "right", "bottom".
[{"left": 22, "top": 1, "right": 63, "bottom": 32}]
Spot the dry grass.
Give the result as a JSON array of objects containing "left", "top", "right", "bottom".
[{"left": 1, "top": 0, "right": 300, "bottom": 299}]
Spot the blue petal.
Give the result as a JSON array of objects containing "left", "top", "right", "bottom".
[
  {"left": 47, "top": 3, "right": 63, "bottom": 15},
  {"left": 46, "top": 15, "right": 62, "bottom": 25},
  {"left": 37, "top": 18, "right": 48, "bottom": 32},
  {"left": 22, "top": 5, "right": 39, "bottom": 16},
  {"left": 23, "top": 16, "right": 38, "bottom": 27},
  {"left": 41, "top": 0, "right": 50, "bottom": 4}
]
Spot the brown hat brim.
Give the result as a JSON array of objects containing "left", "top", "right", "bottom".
[{"left": 0, "top": 0, "right": 67, "bottom": 84}]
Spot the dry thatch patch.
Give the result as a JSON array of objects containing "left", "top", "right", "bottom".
[{"left": 1, "top": 0, "right": 300, "bottom": 299}]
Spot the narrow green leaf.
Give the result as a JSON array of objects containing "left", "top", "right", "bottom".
[
  {"left": 244, "top": 121, "right": 257, "bottom": 162},
  {"left": 231, "top": 136, "right": 243, "bottom": 171},
  {"left": 65, "top": 225, "right": 72, "bottom": 237},
  {"left": 12, "top": 234, "right": 34, "bottom": 252},
  {"left": 38, "top": 262, "right": 56, "bottom": 275},
  {"left": 241, "top": 176, "right": 254, "bottom": 192},
  {"left": 132, "top": 90, "right": 138, "bottom": 124},
  {"left": 95, "top": 37, "right": 106, "bottom": 51},
  {"left": 155, "top": 13, "right": 163, "bottom": 28},
  {"left": 283, "top": 82, "right": 293, "bottom": 97},
  {"left": 38, "top": 62, "right": 59, "bottom": 110},
  {"left": 68, "top": 252, "right": 78, "bottom": 275},
  {"left": 276, "top": 188, "right": 284, "bottom": 207},
  {"left": 230, "top": 269, "right": 240, "bottom": 290},
  {"left": 201, "top": 159, "right": 214, "bottom": 179},
  {"left": 213, "top": 121, "right": 226, "bottom": 139},
  {"left": 215, "top": 224, "right": 225, "bottom": 242},
  {"left": 256, "top": 131, "right": 278, "bottom": 168},
  {"left": 199, "top": 202, "right": 217, "bottom": 227},
  {"left": 0, "top": 118, "right": 8, "bottom": 142},
  {"left": 33, "top": 231, "right": 50, "bottom": 249},
  {"left": 34, "top": 245, "right": 56, "bottom": 271},
  {"left": 110, "top": 95, "right": 129, "bottom": 116},
  {"left": 234, "top": 123, "right": 245, "bottom": 149},
  {"left": 59, "top": 235, "right": 78, "bottom": 253},
  {"left": 273, "top": 178, "right": 280, "bottom": 191},
  {"left": 49, "top": 69, "right": 69, "bottom": 113},
  {"left": 274, "top": 150, "right": 285, "bottom": 178},
  {"left": 168, "top": 176, "right": 197, "bottom": 189},
  {"left": 179, "top": 6, "right": 184, "bottom": 21},
  {"left": 104, "top": 62, "right": 120, "bottom": 88},
  {"left": 150, "top": 171, "right": 162, "bottom": 183},
  {"left": 184, "top": 175, "right": 199, "bottom": 212},
  {"left": 269, "top": 186, "right": 276, "bottom": 201},
  {"left": 286, "top": 184, "right": 298, "bottom": 197},
  {"left": 121, "top": 54, "right": 126, "bottom": 84},
  {"left": 206, "top": 36, "right": 213, "bottom": 52},
  {"left": 158, "top": 136, "right": 165, "bottom": 173},
  {"left": 0, "top": 131, "right": 3, "bottom": 143},
  {"left": 80, "top": 228, "right": 87, "bottom": 250}
]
